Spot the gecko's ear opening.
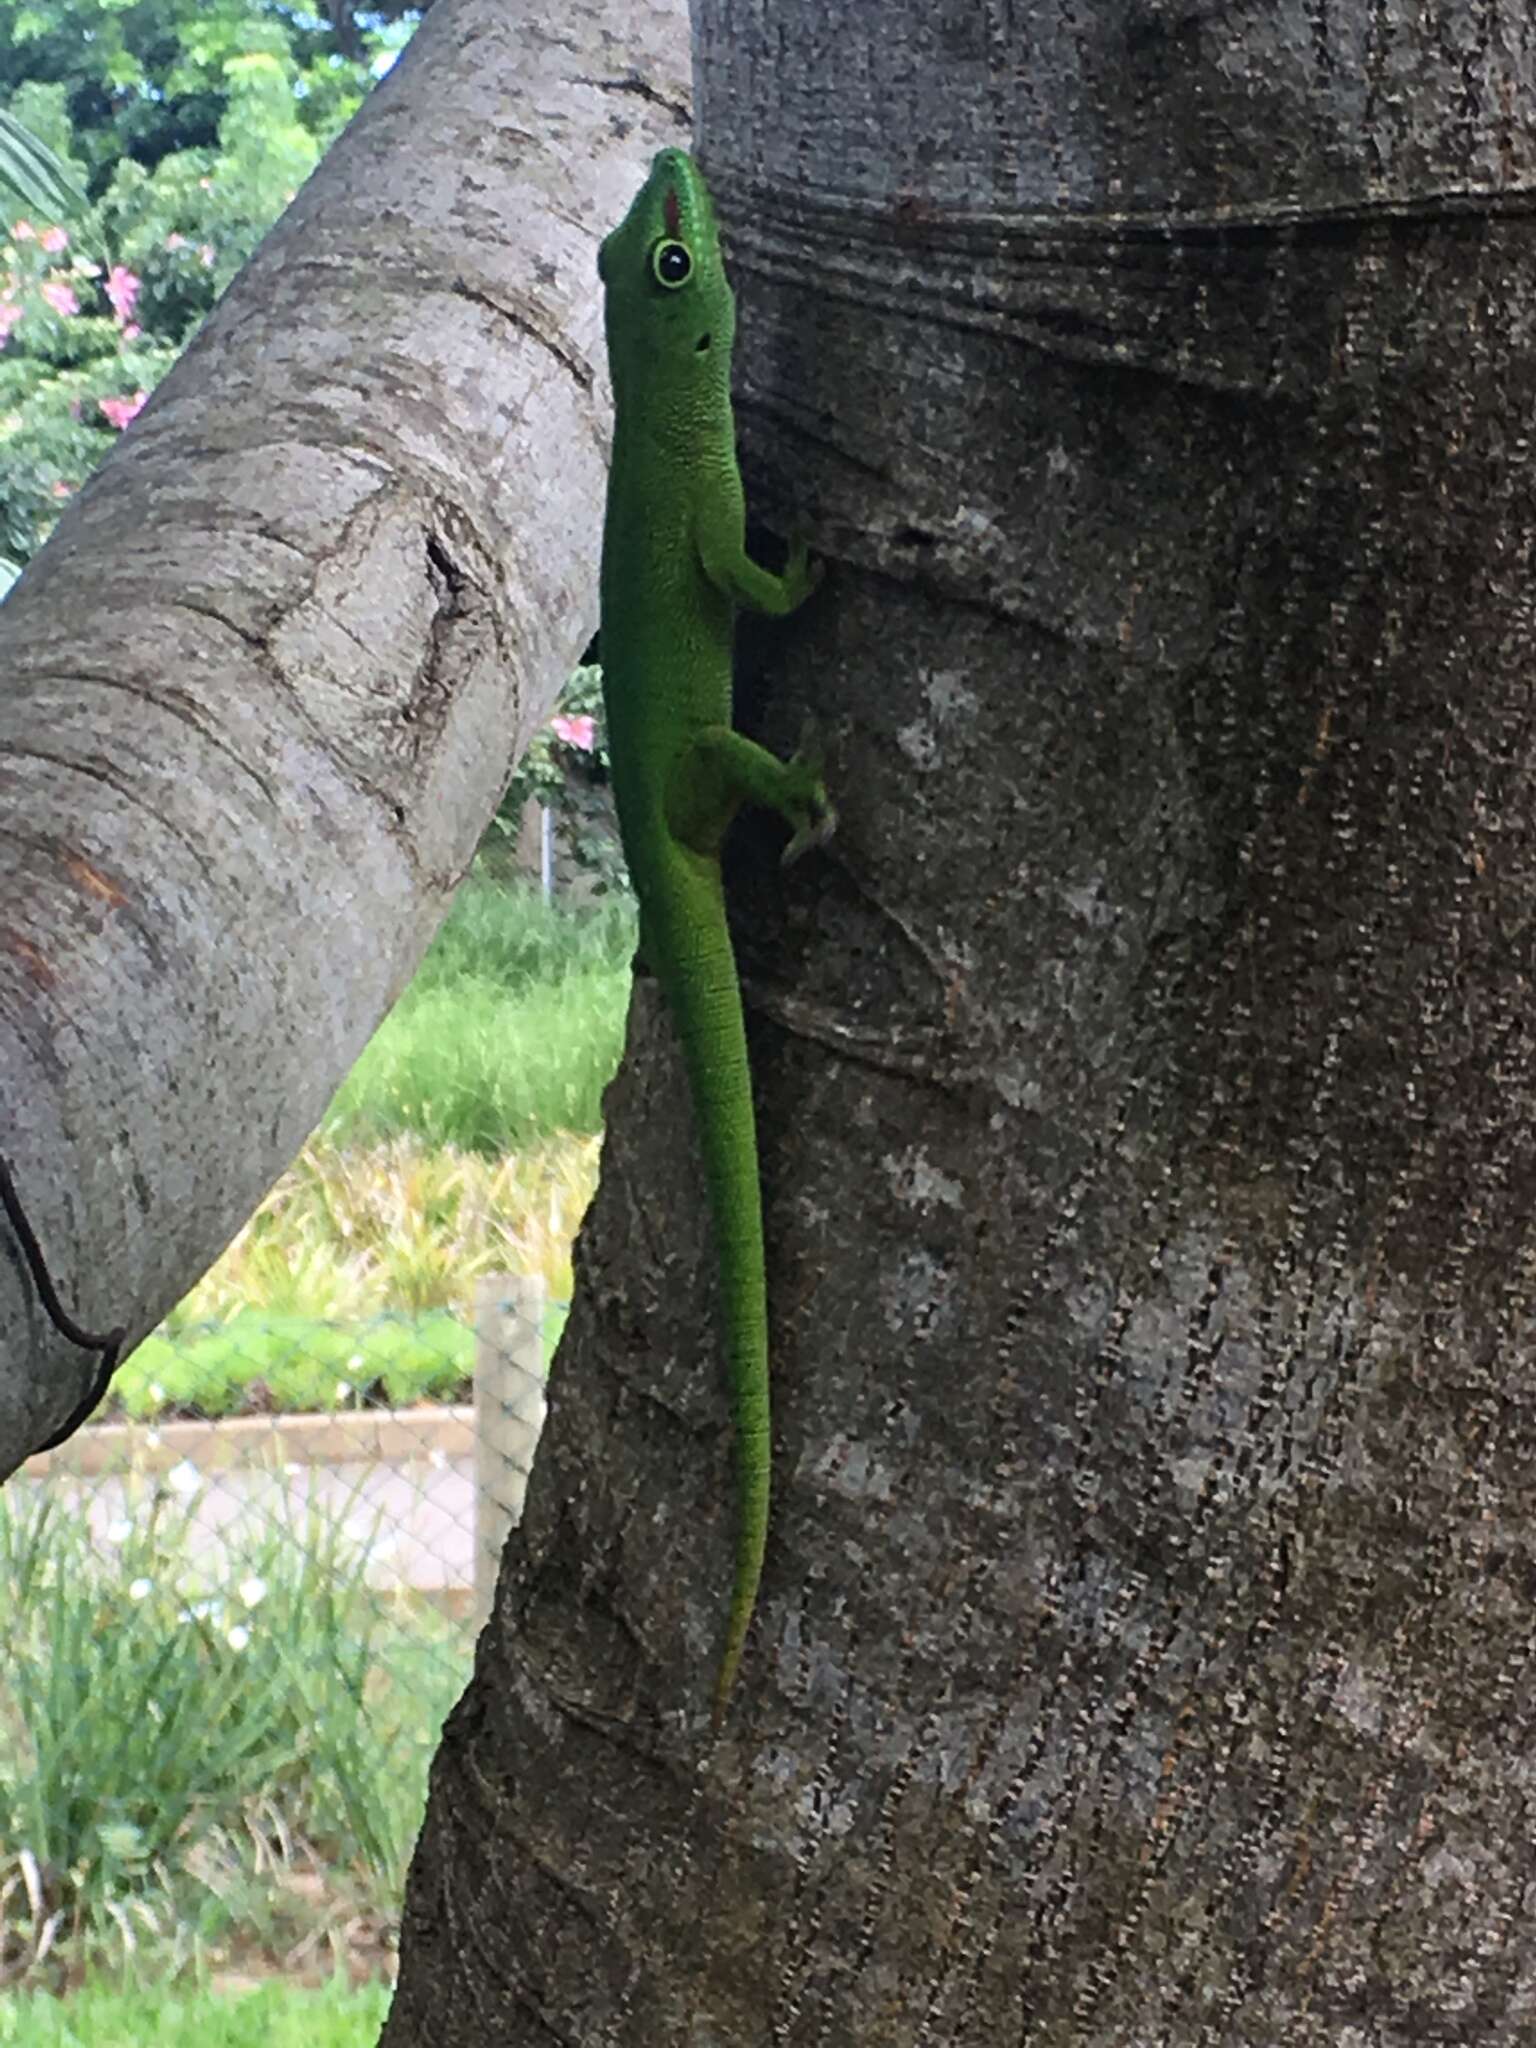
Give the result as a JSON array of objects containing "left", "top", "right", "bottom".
[{"left": 695, "top": 332, "right": 711, "bottom": 352}]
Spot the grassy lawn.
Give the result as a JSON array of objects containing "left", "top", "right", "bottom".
[
  {"left": 0, "top": 1976, "right": 390, "bottom": 2046},
  {"left": 322, "top": 872, "right": 635, "bottom": 1153}
]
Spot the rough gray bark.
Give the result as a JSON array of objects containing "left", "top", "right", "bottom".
[
  {"left": 387, "top": 3, "right": 1536, "bottom": 2041},
  {"left": 0, "top": 0, "right": 689, "bottom": 1470}
]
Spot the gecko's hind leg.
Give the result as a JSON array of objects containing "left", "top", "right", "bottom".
[{"left": 666, "top": 721, "right": 836, "bottom": 862}]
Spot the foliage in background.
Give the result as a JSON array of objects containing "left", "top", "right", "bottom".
[
  {"left": 499, "top": 665, "right": 606, "bottom": 816},
  {"left": 0, "top": 106, "right": 83, "bottom": 591},
  {"left": 0, "top": 1, "right": 416, "bottom": 568},
  {"left": 0, "top": 107, "right": 84, "bottom": 221},
  {"left": 110, "top": 1294, "right": 571, "bottom": 1422},
  {"left": 115, "top": 1306, "right": 479, "bottom": 1420},
  {"left": 0, "top": 1, "right": 397, "bottom": 187},
  {"left": 175, "top": 1131, "right": 598, "bottom": 1326},
  {"left": 0, "top": 1475, "right": 467, "bottom": 1991},
  {"left": 488, "top": 663, "right": 628, "bottom": 893}
]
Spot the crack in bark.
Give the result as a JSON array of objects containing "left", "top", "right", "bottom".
[
  {"left": 0, "top": 745, "right": 219, "bottom": 881},
  {"left": 449, "top": 277, "right": 594, "bottom": 391},
  {"left": 167, "top": 595, "right": 271, "bottom": 654},
  {"left": 747, "top": 983, "right": 980, "bottom": 1092},
  {"left": 7, "top": 666, "right": 282, "bottom": 809},
  {"left": 576, "top": 71, "right": 690, "bottom": 125}
]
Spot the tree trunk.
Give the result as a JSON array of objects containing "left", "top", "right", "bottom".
[
  {"left": 388, "top": 3, "right": 1536, "bottom": 2040},
  {"left": 0, "top": 0, "right": 689, "bottom": 1469}
]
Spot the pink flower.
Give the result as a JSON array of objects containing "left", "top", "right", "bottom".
[
  {"left": 40, "top": 278, "right": 78, "bottom": 317},
  {"left": 50, "top": 480, "right": 72, "bottom": 498},
  {"left": 164, "top": 232, "right": 187, "bottom": 250},
  {"left": 0, "top": 301, "right": 22, "bottom": 345},
  {"left": 12, "top": 220, "right": 33, "bottom": 241},
  {"left": 98, "top": 390, "right": 146, "bottom": 431},
  {"left": 551, "top": 714, "right": 596, "bottom": 752},
  {"left": 120, "top": 322, "right": 141, "bottom": 342},
  {"left": 39, "top": 225, "right": 68, "bottom": 253},
  {"left": 105, "top": 265, "right": 140, "bottom": 323}
]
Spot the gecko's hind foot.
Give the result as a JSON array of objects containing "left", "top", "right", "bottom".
[
  {"left": 783, "top": 531, "right": 824, "bottom": 612},
  {"left": 783, "top": 800, "right": 836, "bottom": 866},
  {"left": 782, "top": 713, "right": 835, "bottom": 864}
]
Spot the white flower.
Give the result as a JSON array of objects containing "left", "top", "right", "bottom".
[
  {"left": 128, "top": 1578, "right": 152, "bottom": 1601},
  {"left": 226, "top": 1624, "right": 250, "bottom": 1652},
  {"left": 167, "top": 1460, "right": 201, "bottom": 1497},
  {"left": 237, "top": 1576, "right": 267, "bottom": 1610}
]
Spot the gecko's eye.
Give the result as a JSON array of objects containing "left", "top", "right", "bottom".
[{"left": 652, "top": 239, "right": 693, "bottom": 289}]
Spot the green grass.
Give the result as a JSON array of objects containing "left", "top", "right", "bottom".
[
  {"left": 402, "top": 868, "right": 633, "bottom": 989},
  {"left": 322, "top": 875, "right": 635, "bottom": 1153},
  {"left": 0, "top": 1976, "right": 390, "bottom": 2047},
  {"left": 0, "top": 1479, "right": 470, "bottom": 1988}
]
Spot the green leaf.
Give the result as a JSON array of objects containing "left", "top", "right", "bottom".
[{"left": 0, "top": 109, "right": 86, "bottom": 221}]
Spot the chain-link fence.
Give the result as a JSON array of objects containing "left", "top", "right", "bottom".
[
  {"left": 2, "top": 1276, "right": 556, "bottom": 1986},
  {"left": 19, "top": 1272, "right": 552, "bottom": 1631}
]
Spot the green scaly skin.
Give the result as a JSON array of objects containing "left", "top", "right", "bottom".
[{"left": 598, "top": 149, "right": 832, "bottom": 1727}]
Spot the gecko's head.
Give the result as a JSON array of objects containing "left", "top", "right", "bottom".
[{"left": 598, "top": 148, "right": 734, "bottom": 398}]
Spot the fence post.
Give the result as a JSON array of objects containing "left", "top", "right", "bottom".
[{"left": 473, "top": 1271, "right": 547, "bottom": 1629}]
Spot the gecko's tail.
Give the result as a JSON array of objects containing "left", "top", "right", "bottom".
[
  {"left": 711, "top": 1406, "right": 769, "bottom": 1730},
  {"left": 659, "top": 899, "right": 771, "bottom": 1730}
]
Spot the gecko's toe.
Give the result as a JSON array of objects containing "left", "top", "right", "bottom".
[{"left": 783, "top": 796, "right": 837, "bottom": 866}]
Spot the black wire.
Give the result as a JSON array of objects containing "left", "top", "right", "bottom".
[{"left": 0, "top": 1150, "right": 125, "bottom": 1452}]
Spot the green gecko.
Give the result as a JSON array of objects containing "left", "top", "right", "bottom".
[{"left": 597, "top": 148, "right": 832, "bottom": 1726}]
